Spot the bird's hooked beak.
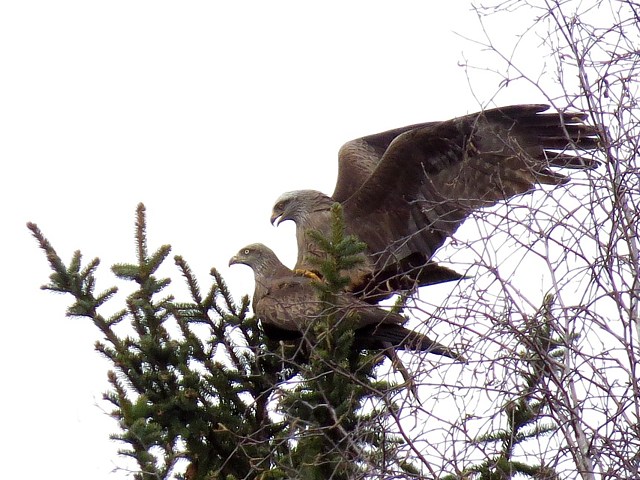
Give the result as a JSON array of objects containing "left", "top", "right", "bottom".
[
  {"left": 271, "top": 212, "right": 282, "bottom": 227},
  {"left": 228, "top": 255, "right": 239, "bottom": 267},
  {"left": 270, "top": 209, "right": 285, "bottom": 226}
]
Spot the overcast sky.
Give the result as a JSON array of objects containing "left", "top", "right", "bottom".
[{"left": 1, "top": 2, "right": 556, "bottom": 478}]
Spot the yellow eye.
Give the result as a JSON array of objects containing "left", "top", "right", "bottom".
[{"left": 243, "top": 249, "right": 250, "bottom": 255}]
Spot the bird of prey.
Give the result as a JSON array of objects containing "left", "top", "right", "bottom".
[
  {"left": 229, "top": 243, "right": 463, "bottom": 361},
  {"left": 270, "top": 104, "right": 600, "bottom": 301}
]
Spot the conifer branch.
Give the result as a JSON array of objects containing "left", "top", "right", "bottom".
[{"left": 29, "top": 206, "right": 286, "bottom": 479}]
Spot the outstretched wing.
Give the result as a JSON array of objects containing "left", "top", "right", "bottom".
[
  {"left": 341, "top": 104, "right": 600, "bottom": 264},
  {"left": 333, "top": 121, "right": 438, "bottom": 203}
]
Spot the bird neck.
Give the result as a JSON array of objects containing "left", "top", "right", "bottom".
[{"left": 253, "top": 258, "right": 290, "bottom": 279}]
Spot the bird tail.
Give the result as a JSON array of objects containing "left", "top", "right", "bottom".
[
  {"left": 355, "top": 255, "right": 467, "bottom": 304},
  {"left": 359, "top": 324, "right": 465, "bottom": 362}
]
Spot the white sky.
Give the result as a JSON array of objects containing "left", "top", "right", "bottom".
[{"left": 0, "top": 2, "right": 557, "bottom": 478}]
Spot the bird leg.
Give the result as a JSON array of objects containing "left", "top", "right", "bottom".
[
  {"left": 381, "top": 342, "right": 420, "bottom": 401},
  {"left": 293, "top": 269, "right": 323, "bottom": 282}
]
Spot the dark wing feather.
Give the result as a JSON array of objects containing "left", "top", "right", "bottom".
[
  {"left": 341, "top": 104, "right": 600, "bottom": 263},
  {"left": 333, "top": 121, "right": 439, "bottom": 203}
]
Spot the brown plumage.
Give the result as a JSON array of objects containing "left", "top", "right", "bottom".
[
  {"left": 229, "top": 243, "right": 463, "bottom": 360},
  {"left": 271, "top": 104, "right": 600, "bottom": 302}
]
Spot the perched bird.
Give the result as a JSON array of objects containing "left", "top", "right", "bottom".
[
  {"left": 229, "top": 243, "right": 463, "bottom": 361},
  {"left": 271, "top": 104, "right": 600, "bottom": 301}
]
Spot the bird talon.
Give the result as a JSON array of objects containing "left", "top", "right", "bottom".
[{"left": 294, "top": 269, "right": 323, "bottom": 282}]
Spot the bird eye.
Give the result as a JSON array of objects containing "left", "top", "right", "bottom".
[{"left": 243, "top": 249, "right": 250, "bottom": 255}]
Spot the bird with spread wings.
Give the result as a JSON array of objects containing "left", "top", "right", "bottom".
[
  {"left": 270, "top": 104, "right": 600, "bottom": 302},
  {"left": 229, "top": 243, "right": 464, "bottom": 361}
]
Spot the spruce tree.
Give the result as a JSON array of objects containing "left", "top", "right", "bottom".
[{"left": 28, "top": 202, "right": 409, "bottom": 479}]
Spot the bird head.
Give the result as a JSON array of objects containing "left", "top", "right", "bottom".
[
  {"left": 229, "top": 243, "right": 287, "bottom": 278},
  {"left": 270, "top": 191, "right": 298, "bottom": 226},
  {"left": 229, "top": 243, "right": 266, "bottom": 269},
  {"left": 270, "top": 190, "right": 333, "bottom": 226}
]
